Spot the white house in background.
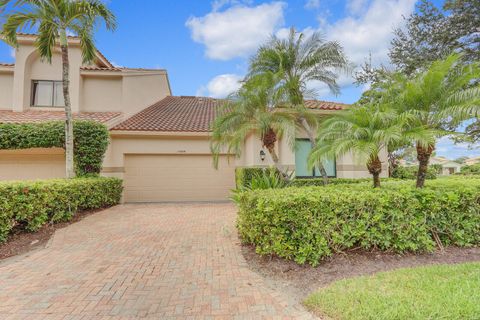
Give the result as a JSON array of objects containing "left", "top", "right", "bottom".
[
  {"left": 430, "top": 157, "right": 463, "bottom": 175},
  {"left": 465, "top": 156, "right": 480, "bottom": 166},
  {"left": 0, "top": 33, "right": 388, "bottom": 202}
]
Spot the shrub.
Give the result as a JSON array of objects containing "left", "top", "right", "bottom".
[
  {"left": 0, "top": 177, "right": 123, "bottom": 243},
  {"left": 237, "top": 179, "right": 480, "bottom": 266},
  {"left": 235, "top": 167, "right": 281, "bottom": 188},
  {"left": 290, "top": 177, "right": 374, "bottom": 187},
  {"left": 460, "top": 164, "right": 480, "bottom": 175},
  {"left": 0, "top": 120, "right": 109, "bottom": 176},
  {"left": 391, "top": 165, "right": 437, "bottom": 179}
]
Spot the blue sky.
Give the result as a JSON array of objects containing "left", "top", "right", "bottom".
[{"left": 0, "top": 0, "right": 478, "bottom": 159}]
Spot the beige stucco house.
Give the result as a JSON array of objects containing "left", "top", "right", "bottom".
[{"left": 0, "top": 34, "right": 388, "bottom": 202}]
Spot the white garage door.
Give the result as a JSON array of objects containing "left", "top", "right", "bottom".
[{"left": 124, "top": 154, "right": 236, "bottom": 202}]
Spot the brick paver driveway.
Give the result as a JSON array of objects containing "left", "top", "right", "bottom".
[{"left": 0, "top": 203, "right": 314, "bottom": 319}]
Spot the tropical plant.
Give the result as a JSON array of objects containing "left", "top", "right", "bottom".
[
  {"left": 248, "top": 27, "right": 350, "bottom": 184},
  {"left": 309, "top": 104, "right": 404, "bottom": 188},
  {"left": 0, "top": 0, "right": 116, "bottom": 178},
  {"left": 211, "top": 73, "right": 297, "bottom": 176},
  {"left": 395, "top": 54, "right": 480, "bottom": 188}
]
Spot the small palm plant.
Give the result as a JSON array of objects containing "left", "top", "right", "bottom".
[
  {"left": 211, "top": 73, "right": 297, "bottom": 177},
  {"left": 1, "top": 0, "right": 116, "bottom": 178},
  {"left": 248, "top": 27, "right": 351, "bottom": 183},
  {"left": 396, "top": 54, "right": 480, "bottom": 187},
  {"left": 309, "top": 104, "right": 404, "bottom": 188}
]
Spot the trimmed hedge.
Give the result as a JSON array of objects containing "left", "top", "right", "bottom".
[
  {"left": 0, "top": 121, "right": 109, "bottom": 176},
  {"left": 237, "top": 179, "right": 480, "bottom": 266},
  {"left": 0, "top": 177, "right": 123, "bottom": 242},
  {"left": 236, "top": 167, "right": 378, "bottom": 188},
  {"left": 391, "top": 165, "right": 438, "bottom": 179}
]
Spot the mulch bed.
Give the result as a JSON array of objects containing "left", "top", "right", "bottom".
[
  {"left": 0, "top": 209, "right": 102, "bottom": 261},
  {"left": 242, "top": 244, "right": 480, "bottom": 303}
]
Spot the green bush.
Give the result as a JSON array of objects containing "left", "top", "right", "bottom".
[
  {"left": 237, "top": 179, "right": 480, "bottom": 266},
  {"left": 391, "top": 165, "right": 437, "bottom": 179},
  {"left": 0, "top": 120, "right": 110, "bottom": 176},
  {"left": 235, "top": 167, "right": 281, "bottom": 188},
  {"left": 291, "top": 177, "right": 374, "bottom": 187},
  {"left": 460, "top": 163, "right": 480, "bottom": 175},
  {"left": 0, "top": 177, "right": 123, "bottom": 243}
]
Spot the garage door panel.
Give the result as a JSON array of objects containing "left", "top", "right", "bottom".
[{"left": 124, "top": 154, "right": 235, "bottom": 202}]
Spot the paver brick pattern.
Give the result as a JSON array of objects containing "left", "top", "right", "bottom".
[{"left": 0, "top": 203, "right": 315, "bottom": 319}]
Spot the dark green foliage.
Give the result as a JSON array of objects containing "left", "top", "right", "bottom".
[
  {"left": 235, "top": 167, "right": 281, "bottom": 189},
  {"left": 0, "top": 121, "right": 109, "bottom": 176},
  {"left": 290, "top": 178, "right": 373, "bottom": 187},
  {"left": 237, "top": 179, "right": 480, "bottom": 266},
  {"left": 391, "top": 166, "right": 437, "bottom": 180},
  {"left": 0, "top": 177, "right": 123, "bottom": 243},
  {"left": 460, "top": 164, "right": 480, "bottom": 175}
]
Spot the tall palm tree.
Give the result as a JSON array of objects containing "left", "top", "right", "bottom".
[
  {"left": 308, "top": 104, "right": 404, "bottom": 188},
  {"left": 396, "top": 54, "right": 480, "bottom": 188},
  {"left": 248, "top": 27, "right": 350, "bottom": 184},
  {"left": 1, "top": 0, "right": 116, "bottom": 178},
  {"left": 211, "top": 73, "right": 297, "bottom": 176}
]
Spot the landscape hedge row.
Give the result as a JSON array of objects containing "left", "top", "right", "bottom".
[
  {"left": 0, "top": 121, "right": 110, "bottom": 176},
  {"left": 236, "top": 167, "right": 377, "bottom": 188},
  {"left": 0, "top": 177, "right": 123, "bottom": 242},
  {"left": 237, "top": 179, "right": 480, "bottom": 266}
]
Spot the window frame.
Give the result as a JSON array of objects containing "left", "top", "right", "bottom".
[
  {"left": 295, "top": 138, "right": 337, "bottom": 179},
  {"left": 31, "top": 80, "right": 65, "bottom": 108}
]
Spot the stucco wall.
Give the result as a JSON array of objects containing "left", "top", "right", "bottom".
[
  {"left": 121, "top": 74, "right": 171, "bottom": 117},
  {"left": 81, "top": 76, "right": 123, "bottom": 112},
  {"left": 237, "top": 133, "right": 388, "bottom": 178},
  {"left": 7, "top": 37, "right": 171, "bottom": 115},
  {"left": 0, "top": 148, "right": 65, "bottom": 181},
  {"left": 0, "top": 73, "right": 13, "bottom": 109}
]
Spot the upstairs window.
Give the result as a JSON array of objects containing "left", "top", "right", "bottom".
[
  {"left": 31, "top": 80, "right": 65, "bottom": 107},
  {"left": 295, "top": 139, "right": 336, "bottom": 178}
]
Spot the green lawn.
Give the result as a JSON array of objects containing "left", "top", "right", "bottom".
[{"left": 304, "top": 262, "right": 480, "bottom": 320}]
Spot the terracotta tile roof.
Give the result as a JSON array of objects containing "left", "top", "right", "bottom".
[
  {"left": 0, "top": 63, "right": 14, "bottom": 67},
  {"left": 112, "top": 96, "right": 347, "bottom": 133},
  {"left": 112, "top": 96, "right": 222, "bottom": 132},
  {"left": 304, "top": 100, "right": 347, "bottom": 110},
  {"left": 0, "top": 110, "right": 122, "bottom": 124}
]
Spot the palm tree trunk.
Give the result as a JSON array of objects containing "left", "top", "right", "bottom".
[
  {"left": 416, "top": 144, "right": 434, "bottom": 188},
  {"left": 60, "top": 30, "right": 75, "bottom": 178},
  {"left": 300, "top": 117, "right": 328, "bottom": 185},
  {"left": 366, "top": 155, "right": 382, "bottom": 188},
  {"left": 263, "top": 128, "right": 288, "bottom": 179}
]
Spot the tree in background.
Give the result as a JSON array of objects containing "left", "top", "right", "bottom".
[
  {"left": 389, "top": 0, "right": 480, "bottom": 144},
  {"left": 211, "top": 73, "right": 297, "bottom": 177},
  {"left": 0, "top": 0, "right": 116, "bottom": 178},
  {"left": 248, "top": 27, "right": 350, "bottom": 184},
  {"left": 394, "top": 54, "right": 480, "bottom": 188}
]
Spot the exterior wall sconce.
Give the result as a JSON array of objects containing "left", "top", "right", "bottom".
[{"left": 260, "top": 150, "right": 266, "bottom": 161}]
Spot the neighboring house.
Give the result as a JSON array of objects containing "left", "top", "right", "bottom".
[
  {"left": 0, "top": 34, "right": 388, "bottom": 202},
  {"left": 465, "top": 156, "right": 480, "bottom": 166},
  {"left": 430, "top": 157, "right": 463, "bottom": 175}
]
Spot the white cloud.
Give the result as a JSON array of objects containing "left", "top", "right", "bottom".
[
  {"left": 326, "top": 0, "right": 416, "bottom": 67},
  {"left": 305, "top": 0, "right": 320, "bottom": 10},
  {"left": 346, "top": 0, "right": 369, "bottom": 16},
  {"left": 9, "top": 48, "right": 15, "bottom": 59},
  {"left": 211, "top": 0, "right": 253, "bottom": 11},
  {"left": 436, "top": 136, "right": 480, "bottom": 159},
  {"left": 197, "top": 74, "right": 243, "bottom": 98},
  {"left": 186, "top": 2, "right": 286, "bottom": 60}
]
